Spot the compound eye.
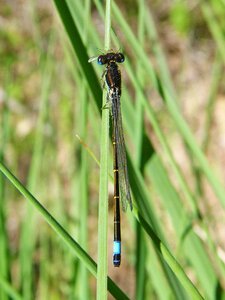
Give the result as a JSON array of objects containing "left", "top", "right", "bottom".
[
  {"left": 116, "top": 53, "right": 125, "bottom": 63},
  {"left": 97, "top": 55, "right": 107, "bottom": 65}
]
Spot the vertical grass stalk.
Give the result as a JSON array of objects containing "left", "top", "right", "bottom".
[
  {"left": 96, "top": 0, "right": 111, "bottom": 300},
  {"left": 79, "top": 0, "right": 91, "bottom": 299},
  {"left": 135, "top": 0, "right": 147, "bottom": 299}
]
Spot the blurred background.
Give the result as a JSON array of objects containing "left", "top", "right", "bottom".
[{"left": 1, "top": 0, "right": 225, "bottom": 299}]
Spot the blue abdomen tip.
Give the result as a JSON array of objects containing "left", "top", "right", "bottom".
[{"left": 113, "top": 241, "right": 121, "bottom": 255}]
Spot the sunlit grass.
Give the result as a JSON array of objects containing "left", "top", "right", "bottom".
[{"left": 1, "top": 0, "right": 225, "bottom": 299}]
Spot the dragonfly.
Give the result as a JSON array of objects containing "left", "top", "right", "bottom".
[{"left": 89, "top": 51, "right": 132, "bottom": 267}]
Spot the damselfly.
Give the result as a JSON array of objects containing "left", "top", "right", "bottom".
[{"left": 89, "top": 52, "right": 132, "bottom": 267}]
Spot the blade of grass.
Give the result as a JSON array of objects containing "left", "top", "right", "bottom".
[
  {"left": 135, "top": 0, "right": 147, "bottom": 299},
  {"left": 111, "top": 1, "right": 225, "bottom": 209},
  {"left": 0, "top": 162, "right": 130, "bottom": 300},
  {"left": 0, "top": 160, "right": 203, "bottom": 298},
  {"left": 53, "top": 0, "right": 102, "bottom": 110},
  {"left": 124, "top": 61, "right": 216, "bottom": 295},
  {"left": 50, "top": 1, "right": 218, "bottom": 298},
  {"left": 147, "top": 155, "right": 216, "bottom": 299},
  {"left": 0, "top": 277, "right": 22, "bottom": 300},
  {"left": 85, "top": 7, "right": 212, "bottom": 296},
  {"left": 201, "top": 2, "right": 225, "bottom": 65},
  {"left": 127, "top": 153, "right": 189, "bottom": 299},
  {"left": 134, "top": 211, "right": 204, "bottom": 300},
  {"left": 144, "top": 4, "right": 177, "bottom": 101},
  {"left": 96, "top": 0, "right": 111, "bottom": 299},
  {"left": 145, "top": 240, "right": 172, "bottom": 299},
  {"left": 19, "top": 36, "right": 54, "bottom": 300},
  {"left": 0, "top": 71, "right": 11, "bottom": 300},
  {"left": 202, "top": 52, "right": 223, "bottom": 152},
  {"left": 67, "top": 2, "right": 187, "bottom": 299},
  {"left": 127, "top": 49, "right": 221, "bottom": 293},
  {"left": 78, "top": 0, "right": 91, "bottom": 298},
  {"left": 38, "top": 231, "right": 50, "bottom": 299}
]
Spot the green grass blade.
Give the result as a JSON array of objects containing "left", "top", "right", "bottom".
[
  {"left": 147, "top": 155, "right": 216, "bottom": 298},
  {"left": 111, "top": 1, "right": 225, "bottom": 209},
  {"left": 135, "top": 212, "right": 204, "bottom": 300},
  {"left": 77, "top": 0, "right": 91, "bottom": 298},
  {"left": 53, "top": 0, "right": 102, "bottom": 110},
  {"left": 0, "top": 78, "right": 11, "bottom": 300},
  {"left": 96, "top": 0, "right": 111, "bottom": 299},
  {"left": 144, "top": 4, "right": 177, "bottom": 101},
  {"left": 135, "top": 0, "right": 147, "bottom": 298},
  {"left": 202, "top": 53, "right": 223, "bottom": 151},
  {"left": 0, "top": 162, "right": 130, "bottom": 300},
  {"left": 201, "top": 2, "right": 225, "bottom": 64},
  {"left": 19, "top": 38, "right": 54, "bottom": 300},
  {"left": 0, "top": 277, "right": 22, "bottom": 300}
]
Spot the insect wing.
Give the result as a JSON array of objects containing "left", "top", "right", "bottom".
[{"left": 111, "top": 90, "right": 132, "bottom": 212}]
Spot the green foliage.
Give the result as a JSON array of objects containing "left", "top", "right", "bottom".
[
  {"left": 1, "top": 0, "right": 225, "bottom": 299},
  {"left": 170, "top": 2, "right": 192, "bottom": 35}
]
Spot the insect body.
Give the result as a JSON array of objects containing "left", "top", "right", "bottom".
[{"left": 89, "top": 52, "right": 132, "bottom": 267}]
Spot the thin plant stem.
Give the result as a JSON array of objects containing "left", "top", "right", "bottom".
[{"left": 96, "top": 0, "right": 111, "bottom": 299}]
